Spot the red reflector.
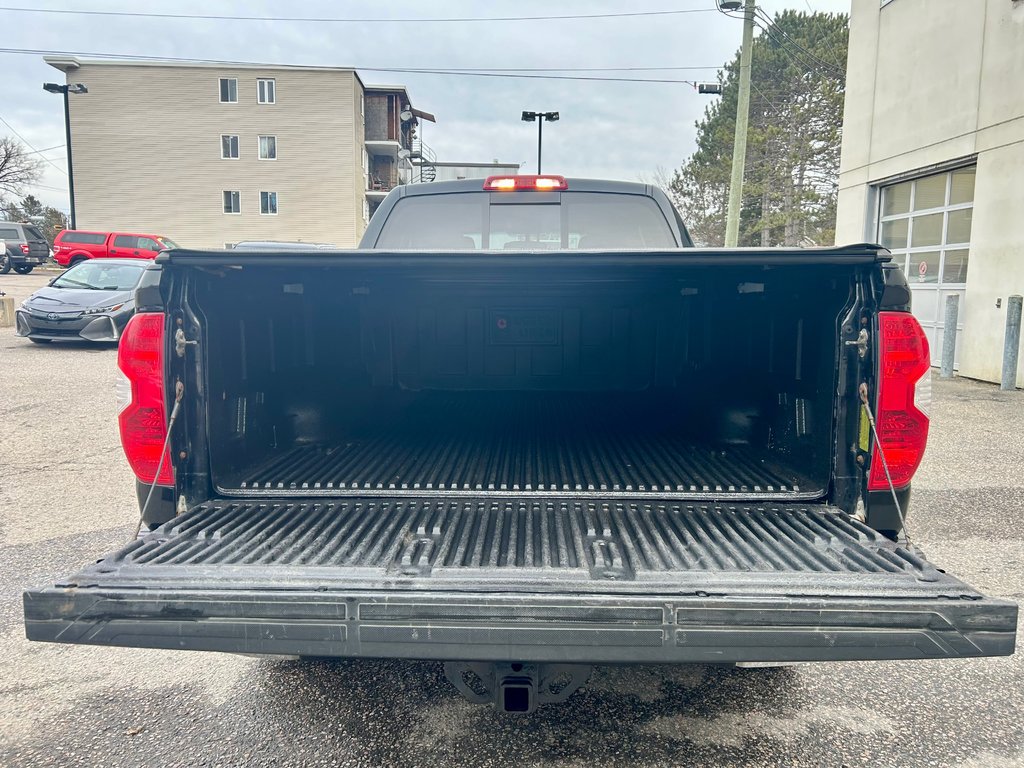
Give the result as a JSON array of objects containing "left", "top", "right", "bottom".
[
  {"left": 868, "top": 312, "right": 931, "bottom": 491},
  {"left": 117, "top": 313, "right": 172, "bottom": 486},
  {"left": 484, "top": 175, "right": 568, "bottom": 191}
]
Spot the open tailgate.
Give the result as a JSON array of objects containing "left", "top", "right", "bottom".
[{"left": 24, "top": 499, "right": 1016, "bottom": 663}]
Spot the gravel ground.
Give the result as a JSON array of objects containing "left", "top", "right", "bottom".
[{"left": 1, "top": 270, "right": 1021, "bottom": 767}]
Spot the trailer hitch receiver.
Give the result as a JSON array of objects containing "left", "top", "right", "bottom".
[{"left": 444, "top": 662, "right": 591, "bottom": 714}]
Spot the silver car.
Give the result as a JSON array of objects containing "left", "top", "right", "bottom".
[{"left": 15, "top": 258, "right": 146, "bottom": 343}]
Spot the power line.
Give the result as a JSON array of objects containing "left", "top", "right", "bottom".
[
  {"left": 749, "top": 82, "right": 787, "bottom": 117},
  {"left": 754, "top": 8, "right": 844, "bottom": 77},
  {"left": 23, "top": 143, "right": 65, "bottom": 155},
  {"left": 753, "top": 18, "right": 830, "bottom": 79},
  {"left": 25, "top": 182, "right": 69, "bottom": 193},
  {"left": 398, "top": 66, "right": 721, "bottom": 73},
  {"left": 0, "top": 48, "right": 708, "bottom": 84},
  {"left": 0, "top": 113, "right": 67, "bottom": 175},
  {"left": 715, "top": 4, "right": 844, "bottom": 80},
  {"left": 0, "top": 5, "right": 716, "bottom": 24},
  {"left": 369, "top": 69, "right": 699, "bottom": 84}
]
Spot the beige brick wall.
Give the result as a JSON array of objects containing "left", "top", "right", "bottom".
[{"left": 63, "top": 63, "right": 363, "bottom": 248}]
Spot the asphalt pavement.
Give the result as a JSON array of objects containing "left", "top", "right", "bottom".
[{"left": 1, "top": 270, "right": 1022, "bottom": 767}]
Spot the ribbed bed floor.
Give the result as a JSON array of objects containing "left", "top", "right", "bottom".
[
  {"left": 219, "top": 393, "right": 820, "bottom": 499},
  {"left": 108, "top": 500, "right": 941, "bottom": 593}
]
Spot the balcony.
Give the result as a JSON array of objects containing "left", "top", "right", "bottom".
[
  {"left": 366, "top": 173, "right": 397, "bottom": 200},
  {"left": 364, "top": 140, "right": 403, "bottom": 158}
]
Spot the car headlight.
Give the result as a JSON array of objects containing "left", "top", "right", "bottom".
[{"left": 82, "top": 303, "right": 126, "bottom": 315}]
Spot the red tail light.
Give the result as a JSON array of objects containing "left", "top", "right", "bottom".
[
  {"left": 116, "top": 313, "right": 172, "bottom": 485},
  {"left": 484, "top": 175, "right": 568, "bottom": 191},
  {"left": 20, "top": 243, "right": 29, "bottom": 254},
  {"left": 868, "top": 312, "right": 931, "bottom": 490}
]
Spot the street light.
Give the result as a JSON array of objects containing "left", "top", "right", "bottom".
[
  {"left": 42, "top": 82, "right": 88, "bottom": 229},
  {"left": 521, "top": 110, "right": 559, "bottom": 174}
]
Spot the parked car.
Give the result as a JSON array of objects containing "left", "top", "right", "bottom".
[
  {"left": 52, "top": 230, "right": 179, "bottom": 267},
  {"left": 0, "top": 220, "right": 49, "bottom": 274},
  {"left": 14, "top": 258, "right": 146, "bottom": 343},
  {"left": 23, "top": 176, "right": 1017, "bottom": 714}
]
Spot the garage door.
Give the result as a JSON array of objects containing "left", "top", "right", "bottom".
[{"left": 878, "top": 166, "right": 975, "bottom": 368}]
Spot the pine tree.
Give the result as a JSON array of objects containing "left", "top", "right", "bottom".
[{"left": 670, "top": 11, "right": 848, "bottom": 247}]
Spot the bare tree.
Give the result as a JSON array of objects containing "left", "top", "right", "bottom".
[{"left": 0, "top": 136, "right": 43, "bottom": 197}]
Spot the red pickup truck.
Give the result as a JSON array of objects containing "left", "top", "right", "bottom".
[{"left": 53, "top": 230, "right": 179, "bottom": 267}]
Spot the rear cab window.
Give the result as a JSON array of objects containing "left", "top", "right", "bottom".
[
  {"left": 60, "top": 231, "right": 108, "bottom": 245},
  {"left": 374, "top": 191, "right": 679, "bottom": 250}
]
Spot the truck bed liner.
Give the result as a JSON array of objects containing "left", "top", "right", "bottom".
[{"left": 220, "top": 393, "right": 819, "bottom": 500}]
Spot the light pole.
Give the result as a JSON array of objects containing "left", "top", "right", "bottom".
[
  {"left": 42, "top": 82, "right": 87, "bottom": 230},
  {"left": 521, "top": 110, "right": 559, "bottom": 174}
]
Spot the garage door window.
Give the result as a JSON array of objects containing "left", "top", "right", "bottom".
[
  {"left": 878, "top": 166, "right": 975, "bottom": 368},
  {"left": 878, "top": 166, "right": 975, "bottom": 285}
]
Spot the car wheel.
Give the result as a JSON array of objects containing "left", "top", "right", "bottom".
[
  {"left": 13, "top": 264, "right": 34, "bottom": 275},
  {"left": 69, "top": 257, "right": 87, "bottom": 267},
  {"left": 0, "top": 254, "right": 11, "bottom": 275},
  {"left": 28, "top": 338, "right": 52, "bottom": 344}
]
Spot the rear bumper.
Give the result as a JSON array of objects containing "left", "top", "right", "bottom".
[
  {"left": 23, "top": 587, "right": 1016, "bottom": 663},
  {"left": 8, "top": 255, "right": 45, "bottom": 266}
]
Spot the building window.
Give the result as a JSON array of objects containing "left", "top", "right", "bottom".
[
  {"left": 257, "top": 78, "right": 276, "bottom": 104},
  {"left": 360, "top": 93, "right": 365, "bottom": 117},
  {"left": 878, "top": 166, "right": 975, "bottom": 285},
  {"left": 260, "top": 191, "right": 278, "bottom": 215},
  {"left": 221, "top": 134, "right": 239, "bottom": 159},
  {"left": 258, "top": 135, "right": 277, "bottom": 160},
  {"left": 223, "top": 190, "right": 240, "bottom": 214},
  {"left": 219, "top": 78, "right": 238, "bottom": 103},
  {"left": 363, "top": 199, "right": 370, "bottom": 223}
]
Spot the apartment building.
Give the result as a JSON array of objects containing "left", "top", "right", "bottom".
[
  {"left": 45, "top": 57, "right": 433, "bottom": 248},
  {"left": 834, "top": 0, "right": 1024, "bottom": 386}
]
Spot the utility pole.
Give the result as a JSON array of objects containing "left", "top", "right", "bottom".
[{"left": 724, "top": 0, "right": 755, "bottom": 247}]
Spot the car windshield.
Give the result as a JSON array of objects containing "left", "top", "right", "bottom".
[
  {"left": 374, "top": 192, "right": 678, "bottom": 250},
  {"left": 52, "top": 262, "right": 145, "bottom": 291}
]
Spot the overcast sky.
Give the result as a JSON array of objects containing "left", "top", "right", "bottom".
[{"left": 0, "top": 0, "right": 850, "bottom": 213}]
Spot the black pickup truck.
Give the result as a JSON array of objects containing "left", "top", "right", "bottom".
[{"left": 24, "top": 176, "right": 1017, "bottom": 713}]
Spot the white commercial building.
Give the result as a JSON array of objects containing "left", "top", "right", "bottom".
[{"left": 835, "top": 0, "right": 1024, "bottom": 386}]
